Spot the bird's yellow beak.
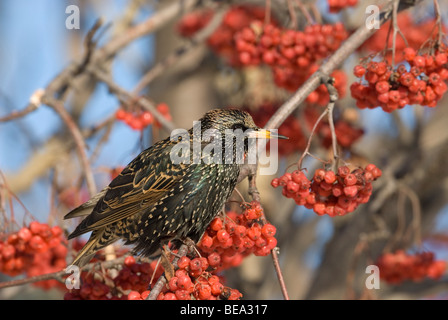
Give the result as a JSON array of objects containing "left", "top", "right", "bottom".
[{"left": 248, "top": 129, "right": 288, "bottom": 140}]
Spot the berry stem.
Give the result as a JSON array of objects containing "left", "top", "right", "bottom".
[
  {"left": 297, "top": 107, "right": 329, "bottom": 170},
  {"left": 320, "top": 74, "right": 340, "bottom": 171},
  {"left": 247, "top": 173, "right": 290, "bottom": 300}
]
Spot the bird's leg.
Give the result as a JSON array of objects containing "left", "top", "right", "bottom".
[{"left": 183, "top": 237, "right": 201, "bottom": 257}]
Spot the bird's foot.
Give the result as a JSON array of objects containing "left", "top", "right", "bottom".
[{"left": 183, "top": 237, "right": 201, "bottom": 257}]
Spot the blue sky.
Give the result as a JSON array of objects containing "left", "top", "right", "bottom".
[{"left": 0, "top": 0, "right": 155, "bottom": 219}]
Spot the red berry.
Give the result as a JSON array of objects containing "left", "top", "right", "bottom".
[
  {"left": 124, "top": 256, "right": 136, "bottom": 267},
  {"left": 18, "top": 227, "right": 32, "bottom": 242},
  {"left": 403, "top": 47, "right": 416, "bottom": 61},
  {"left": 375, "top": 81, "right": 390, "bottom": 94},
  {"left": 216, "top": 230, "right": 230, "bottom": 243},
  {"left": 189, "top": 258, "right": 202, "bottom": 271},
  {"left": 353, "top": 65, "right": 366, "bottom": 78},
  {"left": 140, "top": 111, "right": 154, "bottom": 125},
  {"left": 177, "top": 256, "right": 191, "bottom": 270},
  {"left": 210, "top": 218, "right": 223, "bottom": 231},
  {"left": 324, "top": 170, "right": 336, "bottom": 184},
  {"left": 261, "top": 223, "right": 277, "bottom": 238},
  {"left": 128, "top": 291, "right": 141, "bottom": 300},
  {"left": 115, "top": 109, "right": 127, "bottom": 120}
]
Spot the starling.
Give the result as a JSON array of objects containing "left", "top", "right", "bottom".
[{"left": 64, "top": 108, "right": 285, "bottom": 267}]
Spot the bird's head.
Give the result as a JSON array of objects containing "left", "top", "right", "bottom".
[{"left": 199, "top": 108, "right": 287, "bottom": 140}]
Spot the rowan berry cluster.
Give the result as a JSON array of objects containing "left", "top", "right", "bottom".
[
  {"left": 176, "top": 5, "right": 348, "bottom": 105},
  {"left": 65, "top": 237, "right": 245, "bottom": 299},
  {"left": 126, "top": 256, "right": 241, "bottom": 300},
  {"left": 351, "top": 47, "right": 448, "bottom": 112},
  {"left": 206, "top": 5, "right": 268, "bottom": 67},
  {"left": 271, "top": 164, "right": 382, "bottom": 216},
  {"left": 328, "top": 0, "right": 358, "bottom": 13},
  {"left": 233, "top": 21, "right": 348, "bottom": 101},
  {"left": 0, "top": 222, "right": 67, "bottom": 289},
  {"left": 376, "top": 250, "right": 446, "bottom": 284},
  {"left": 234, "top": 21, "right": 347, "bottom": 68},
  {"left": 115, "top": 257, "right": 164, "bottom": 293},
  {"left": 197, "top": 203, "right": 277, "bottom": 272},
  {"left": 64, "top": 251, "right": 162, "bottom": 300},
  {"left": 115, "top": 103, "right": 171, "bottom": 130}
]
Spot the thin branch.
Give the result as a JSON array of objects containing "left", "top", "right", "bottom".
[
  {"left": 87, "top": 66, "right": 177, "bottom": 133},
  {"left": 297, "top": 108, "right": 329, "bottom": 169},
  {"left": 0, "top": 89, "right": 44, "bottom": 122},
  {"left": 94, "top": 0, "right": 201, "bottom": 62},
  {"left": 42, "top": 96, "right": 97, "bottom": 196},
  {"left": 132, "top": 6, "right": 226, "bottom": 95},
  {"left": 0, "top": 254, "right": 136, "bottom": 290},
  {"left": 247, "top": 172, "right": 290, "bottom": 300},
  {"left": 391, "top": 0, "right": 409, "bottom": 66},
  {"left": 320, "top": 74, "right": 340, "bottom": 171},
  {"left": 433, "top": 0, "right": 443, "bottom": 47}
]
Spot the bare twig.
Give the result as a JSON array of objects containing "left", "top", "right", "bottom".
[
  {"left": 132, "top": 6, "right": 226, "bottom": 95},
  {"left": 297, "top": 108, "right": 329, "bottom": 169},
  {"left": 391, "top": 0, "right": 409, "bottom": 65},
  {"left": 0, "top": 89, "right": 44, "bottom": 122},
  {"left": 247, "top": 172, "right": 290, "bottom": 300},
  {"left": 42, "top": 96, "right": 97, "bottom": 196},
  {"left": 87, "top": 66, "right": 177, "bottom": 132},
  {"left": 320, "top": 74, "right": 340, "bottom": 171}
]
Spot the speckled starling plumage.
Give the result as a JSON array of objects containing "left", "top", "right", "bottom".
[{"left": 64, "top": 108, "right": 282, "bottom": 267}]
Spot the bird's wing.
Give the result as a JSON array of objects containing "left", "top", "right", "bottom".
[{"left": 65, "top": 141, "right": 186, "bottom": 238}]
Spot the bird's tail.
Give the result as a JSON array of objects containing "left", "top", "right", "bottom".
[{"left": 69, "top": 229, "right": 117, "bottom": 268}]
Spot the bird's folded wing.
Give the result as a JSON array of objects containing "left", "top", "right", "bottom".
[{"left": 65, "top": 146, "right": 186, "bottom": 237}]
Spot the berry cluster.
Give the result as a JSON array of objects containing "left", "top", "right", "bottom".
[
  {"left": 376, "top": 250, "right": 446, "bottom": 284},
  {"left": 65, "top": 256, "right": 161, "bottom": 300},
  {"left": 271, "top": 164, "right": 382, "bottom": 216},
  {"left": 115, "top": 103, "right": 171, "bottom": 131},
  {"left": 206, "top": 5, "right": 268, "bottom": 67},
  {"left": 328, "top": 0, "right": 358, "bottom": 13},
  {"left": 234, "top": 22, "right": 347, "bottom": 68},
  {"left": 65, "top": 240, "right": 245, "bottom": 300},
  {"left": 351, "top": 47, "right": 448, "bottom": 112},
  {"left": 197, "top": 203, "right": 277, "bottom": 272},
  {"left": 0, "top": 222, "right": 67, "bottom": 289},
  {"left": 177, "top": 5, "right": 348, "bottom": 104},
  {"left": 126, "top": 256, "right": 241, "bottom": 300},
  {"left": 234, "top": 21, "right": 348, "bottom": 100},
  {"left": 115, "top": 257, "right": 163, "bottom": 293},
  {"left": 360, "top": 13, "right": 446, "bottom": 64}
]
